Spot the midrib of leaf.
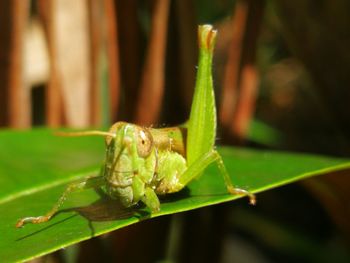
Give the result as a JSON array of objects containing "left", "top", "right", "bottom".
[{"left": 0, "top": 168, "right": 99, "bottom": 205}]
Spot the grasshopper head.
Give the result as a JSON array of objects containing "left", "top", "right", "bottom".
[
  {"left": 107, "top": 122, "right": 154, "bottom": 158},
  {"left": 55, "top": 122, "right": 154, "bottom": 159},
  {"left": 104, "top": 122, "right": 156, "bottom": 207}
]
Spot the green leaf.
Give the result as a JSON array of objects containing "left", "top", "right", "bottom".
[{"left": 1, "top": 129, "right": 350, "bottom": 262}]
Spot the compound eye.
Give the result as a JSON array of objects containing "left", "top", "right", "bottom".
[{"left": 136, "top": 128, "right": 153, "bottom": 157}]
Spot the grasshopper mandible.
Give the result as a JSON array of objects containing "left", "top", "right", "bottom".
[{"left": 16, "top": 25, "right": 255, "bottom": 228}]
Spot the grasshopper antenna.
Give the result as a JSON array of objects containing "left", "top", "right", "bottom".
[{"left": 54, "top": 130, "right": 116, "bottom": 138}]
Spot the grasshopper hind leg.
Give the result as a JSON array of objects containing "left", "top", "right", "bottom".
[
  {"left": 215, "top": 152, "right": 256, "bottom": 205},
  {"left": 178, "top": 150, "right": 256, "bottom": 205},
  {"left": 16, "top": 175, "right": 105, "bottom": 228}
]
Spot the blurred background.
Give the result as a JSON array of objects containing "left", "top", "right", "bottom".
[{"left": 1, "top": 0, "right": 350, "bottom": 262}]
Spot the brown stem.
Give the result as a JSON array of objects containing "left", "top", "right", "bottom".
[
  {"left": 38, "top": 0, "right": 64, "bottom": 127},
  {"left": 116, "top": 0, "right": 142, "bottom": 120},
  {"left": 231, "top": 0, "right": 265, "bottom": 142},
  {"left": 87, "top": 0, "right": 102, "bottom": 126},
  {"left": 134, "top": 0, "right": 170, "bottom": 125},
  {"left": 104, "top": 0, "right": 120, "bottom": 123},
  {"left": 0, "top": 0, "right": 30, "bottom": 128},
  {"left": 173, "top": 0, "right": 197, "bottom": 111},
  {"left": 219, "top": 0, "right": 249, "bottom": 130},
  {"left": 219, "top": 0, "right": 264, "bottom": 142},
  {"left": 231, "top": 64, "right": 258, "bottom": 140}
]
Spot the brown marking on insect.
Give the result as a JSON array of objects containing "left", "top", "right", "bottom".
[
  {"left": 150, "top": 127, "right": 186, "bottom": 156},
  {"left": 206, "top": 29, "right": 214, "bottom": 50}
]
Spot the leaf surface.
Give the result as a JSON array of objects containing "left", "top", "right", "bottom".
[{"left": 1, "top": 129, "right": 349, "bottom": 261}]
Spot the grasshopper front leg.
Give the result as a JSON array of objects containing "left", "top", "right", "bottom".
[
  {"left": 177, "top": 150, "right": 256, "bottom": 205},
  {"left": 16, "top": 175, "right": 105, "bottom": 227}
]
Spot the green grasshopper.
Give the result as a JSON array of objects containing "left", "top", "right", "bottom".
[{"left": 16, "top": 25, "right": 255, "bottom": 228}]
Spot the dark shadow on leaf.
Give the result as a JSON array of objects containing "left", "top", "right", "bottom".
[
  {"left": 16, "top": 187, "right": 229, "bottom": 240},
  {"left": 69, "top": 196, "right": 150, "bottom": 237},
  {"left": 72, "top": 197, "right": 149, "bottom": 222},
  {"left": 158, "top": 187, "right": 234, "bottom": 203},
  {"left": 16, "top": 214, "right": 77, "bottom": 241},
  {"left": 15, "top": 195, "right": 151, "bottom": 240},
  {"left": 158, "top": 187, "right": 191, "bottom": 203}
]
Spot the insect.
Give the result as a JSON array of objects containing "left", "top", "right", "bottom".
[{"left": 16, "top": 25, "right": 255, "bottom": 228}]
